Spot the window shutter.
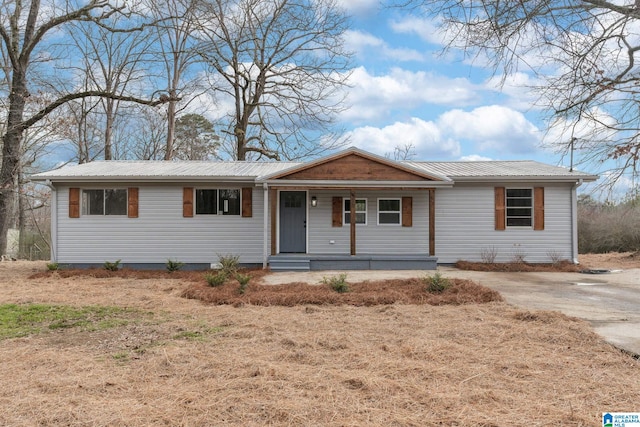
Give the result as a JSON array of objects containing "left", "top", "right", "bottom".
[
  {"left": 242, "top": 187, "right": 253, "bottom": 218},
  {"left": 534, "top": 187, "right": 545, "bottom": 230},
  {"left": 332, "top": 197, "right": 342, "bottom": 227},
  {"left": 183, "top": 187, "right": 194, "bottom": 217},
  {"left": 495, "top": 187, "right": 505, "bottom": 231},
  {"left": 127, "top": 188, "right": 139, "bottom": 218},
  {"left": 402, "top": 196, "right": 412, "bottom": 227},
  {"left": 69, "top": 188, "right": 80, "bottom": 218}
]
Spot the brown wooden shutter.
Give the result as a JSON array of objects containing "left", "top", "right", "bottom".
[
  {"left": 242, "top": 187, "right": 252, "bottom": 218},
  {"left": 495, "top": 187, "right": 506, "bottom": 230},
  {"left": 533, "top": 187, "right": 544, "bottom": 230},
  {"left": 402, "top": 196, "right": 412, "bottom": 227},
  {"left": 69, "top": 188, "right": 80, "bottom": 218},
  {"left": 183, "top": 187, "right": 194, "bottom": 217},
  {"left": 127, "top": 188, "right": 139, "bottom": 218},
  {"left": 332, "top": 197, "right": 342, "bottom": 227}
]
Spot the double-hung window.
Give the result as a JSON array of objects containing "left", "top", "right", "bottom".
[
  {"left": 506, "top": 188, "right": 532, "bottom": 227},
  {"left": 344, "top": 198, "right": 367, "bottom": 225},
  {"left": 195, "top": 189, "right": 240, "bottom": 215},
  {"left": 82, "top": 189, "right": 127, "bottom": 215},
  {"left": 378, "top": 198, "right": 401, "bottom": 225}
]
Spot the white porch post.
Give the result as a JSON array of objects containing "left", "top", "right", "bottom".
[{"left": 263, "top": 183, "right": 269, "bottom": 268}]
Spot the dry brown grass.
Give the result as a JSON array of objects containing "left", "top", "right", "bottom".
[{"left": 1, "top": 261, "right": 639, "bottom": 426}]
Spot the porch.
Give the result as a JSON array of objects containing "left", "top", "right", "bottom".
[{"left": 268, "top": 253, "right": 438, "bottom": 272}]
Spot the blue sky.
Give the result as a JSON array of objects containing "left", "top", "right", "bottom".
[{"left": 334, "top": 1, "right": 557, "bottom": 165}]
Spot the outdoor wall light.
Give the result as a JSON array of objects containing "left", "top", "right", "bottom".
[{"left": 311, "top": 196, "right": 318, "bottom": 207}]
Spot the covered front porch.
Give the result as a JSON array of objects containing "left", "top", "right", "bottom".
[{"left": 258, "top": 149, "right": 453, "bottom": 271}]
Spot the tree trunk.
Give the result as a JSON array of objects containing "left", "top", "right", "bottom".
[
  {"left": 0, "top": 68, "right": 27, "bottom": 255},
  {"left": 104, "top": 98, "right": 114, "bottom": 160},
  {"left": 164, "top": 94, "right": 176, "bottom": 160}
]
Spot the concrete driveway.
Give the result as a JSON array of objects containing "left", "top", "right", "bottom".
[{"left": 262, "top": 267, "right": 640, "bottom": 356}]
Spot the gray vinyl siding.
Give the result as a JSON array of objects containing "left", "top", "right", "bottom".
[
  {"left": 55, "top": 183, "right": 265, "bottom": 265},
  {"left": 435, "top": 182, "right": 573, "bottom": 263},
  {"left": 307, "top": 190, "right": 430, "bottom": 255}
]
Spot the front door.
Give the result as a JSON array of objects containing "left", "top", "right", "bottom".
[{"left": 279, "top": 191, "right": 306, "bottom": 253}]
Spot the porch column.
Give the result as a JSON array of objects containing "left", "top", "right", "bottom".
[
  {"left": 428, "top": 188, "right": 435, "bottom": 256},
  {"left": 350, "top": 189, "right": 356, "bottom": 255},
  {"left": 262, "top": 183, "right": 269, "bottom": 268},
  {"left": 270, "top": 188, "right": 277, "bottom": 255}
]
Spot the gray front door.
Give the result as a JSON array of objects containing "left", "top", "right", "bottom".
[{"left": 279, "top": 191, "right": 306, "bottom": 253}]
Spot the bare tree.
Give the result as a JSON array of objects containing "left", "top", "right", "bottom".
[
  {"left": 0, "top": 0, "right": 170, "bottom": 254},
  {"left": 144, "top": 0, "right": 201, "bottom": 160},
  {"left": 407, "top": 1, "right": 640, "bottom": 183},
  {"left": 66, "top": 15, "right": 153, "bottom": 160},
  {"left": 194, "top": 0, "right": 352, "bottom": 161}
]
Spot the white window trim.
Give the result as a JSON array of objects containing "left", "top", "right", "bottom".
[
  {"left": 377, "top": 197, "right": 401, "bottom": 226},
  {"left": 505, "top": 187, "right": 533, "bottom": 228},
  {"left": 343, "top": 197, "right": 367, "bottom": 226},
  {"left": 82, "top": 188, "right": 128, "bottom": 216},
  {"left": 195, "top": 188, "right": 242, "bottom": 216}
]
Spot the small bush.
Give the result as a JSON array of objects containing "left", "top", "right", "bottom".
[
  {"left": 322, "top": 273, "right": 349, "bottom": 293},
  {"left": 205, "top": 272, "right": 228, "bottom": 287},
  {"left": 46, "top": 262, "right": 59, "bottom": 271},
  {"left": 510, "top": 247, "right": 527, "bottom": 264},
  {"left": 546, "top": 249, "right": 563, "bottom": 265},
  {"left": 166, "top": 259, "right": 185, "bottom": 273},
  {"left": 480, "top": 246, "right": 498, "bottom": 264},
  {"left": 218, "top": 254, "right": 240, "bottom": 276},
  {"left": 235, "top": 273, "right": 251, "bottom": 294},
  {"left": 422, "top": 272, "right": 450, "bottom": 293},
  {"left": 103, "top": 259, "right": 121, "bottom": 271}
]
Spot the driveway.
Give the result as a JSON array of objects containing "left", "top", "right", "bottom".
[{"left": 262, "top": 267, "right": 640, "bottom": 356}]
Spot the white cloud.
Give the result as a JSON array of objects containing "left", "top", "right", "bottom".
[
  {"left": 335, "top": 0, "right": 380, "bottom": 17},
  {"left": 438, "top": 105, "right": 541, "bottom": 154},
  {"left": 342, "top": 66, "right": 479, "bottom": 123},
  {"left": 459, "top": 154, "right": 492, "bottom": 161},
  {"left": 389, "top": 16, "right": 447, "bottom": 46},
  {"left": 346, "top": 117, "right": 461, "bottom": 158},
  {"left": 483, "top": 72, "right": 541, "bottom": 111},
  {"left": 344, "top": 30, "right": 426, "bottom": 62}
]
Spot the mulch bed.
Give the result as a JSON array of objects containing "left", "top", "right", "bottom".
[
  {"left": 181, "top": 278, "right": 503, "bottom": 307},
  {"left": 454, "top": 260, "right": 581, "bottom": 272}
]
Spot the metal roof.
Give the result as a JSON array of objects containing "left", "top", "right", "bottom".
[
  {"left": 403, "top": 160, "right": 598, "bottom": 182},
  {"left": 32, "top": 157, "right": 598, "bottom": 183},
  {"left": 32, "top": 160, "right": 301, "bottom": 182}
]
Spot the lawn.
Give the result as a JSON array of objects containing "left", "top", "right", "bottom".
[{"left": 0, "top": 260, "right": 638, "bottom": 426}]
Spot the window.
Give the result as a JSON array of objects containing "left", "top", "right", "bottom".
[
  {"left": 195, "top": 189, "right": 240, "bottom": 215},
  {"left": 219, "top": 189, "right": 240, "bottom": 215},
  {"left": 344, "top": 198, "right": 367, "bottom": 225},
  {"left": 82, "top": 189, "right": 127, "bottom": 215},
  {"left": 196, "top": 189, "right": 217, "bottom": 214},
  {"left": 378, "top": 198, "right": 401, "bottom": 225},
  {"left": 506, "top": 188, "right": 532, "bottom": 227}
]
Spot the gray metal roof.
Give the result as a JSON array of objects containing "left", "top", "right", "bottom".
[
  {"left": 32, "top": 157, "right": 598, "bottom": 183},
  {"left": 403, "top": 160, "right": 598, "bottom": 182},
  {"left": 32, "top": 160, "right": 302, "bottom": 182}
]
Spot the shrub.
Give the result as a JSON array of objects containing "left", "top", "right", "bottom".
[
  {"left": 104, "top": 259, "right": 121, "bottom": 271},
  {"left": 46, "top": 262, "right": 59, "bottom": 271},
  {"left": 422, "top": 272, "right": 450, "bottom": 293},
  {"left": 166, "top": 259, "right": 185, "bottom": 273},
  {"left": 510, "top": 247, "right": 527, "bottom": 264},
  {"left": 480, "top": 246, "right": 498, "bottom": 264},
  {"left": 235, "top": 273, "right": 251, "bottom": 294},
  {"left": 322, "top": 273, "right": 349, "bottom": 293},
  {"left": 205, "top": 272, "right": 228, "bottom": 287},
  {"left": 546, "top": 249, "right": 563, "bottom": 265},
  {"left": 218, "top": 254, "right": 240, "bottom": 276}
]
